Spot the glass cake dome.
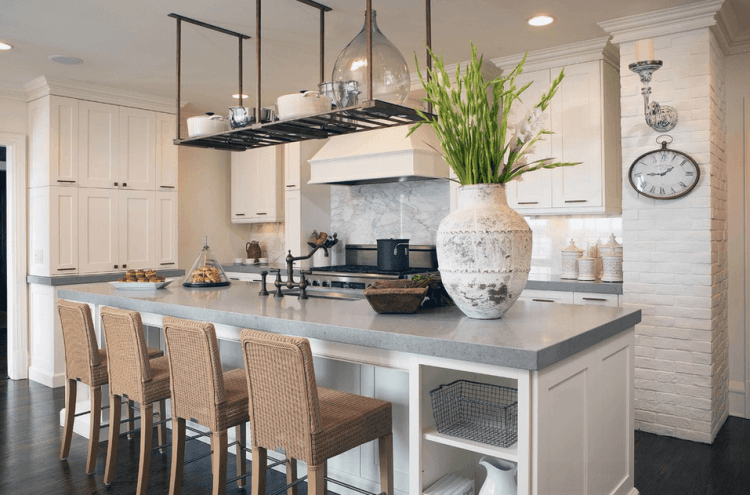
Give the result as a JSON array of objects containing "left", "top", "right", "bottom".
[{"left": 183, "top": 237, "right": 231, "bottom": 288}]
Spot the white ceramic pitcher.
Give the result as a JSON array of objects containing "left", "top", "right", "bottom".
[{"left": 478, "top": 456, "right": 517, "bottom": 495}]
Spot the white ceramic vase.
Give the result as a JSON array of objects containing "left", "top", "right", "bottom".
[
  {"left": 478, "top": 456, "right": 517, "bottom": 495},
  {"left": 436, "top": 184, "right": 532, "bottom": 319}
]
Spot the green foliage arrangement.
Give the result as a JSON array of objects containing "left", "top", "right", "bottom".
[{"left": 407, "top": 43, "right": 580, "bottom": 185}]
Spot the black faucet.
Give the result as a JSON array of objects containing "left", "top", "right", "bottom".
[{"left": 280, "top": 246, "right": 328, "bottom": 299}]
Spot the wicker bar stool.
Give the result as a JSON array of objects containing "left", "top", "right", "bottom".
[
  {"left": 100, "top": 306, "right": 171, "bottom": 494},
  {"left": 240, "top": 329, "right": 394, "bottom": 495},
  {"left": 162, "top": 316, "right": 252, "bottom": 495},
  {"left": 58, "top": 300, "right": 164, "bottom": 475}
]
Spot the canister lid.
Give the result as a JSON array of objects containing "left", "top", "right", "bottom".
[
  {"left": 600, "top": 233, "right": 622, "bottom": 253},
  {"left": 561, "top": 239, "right": 584, "bottom": 254}
]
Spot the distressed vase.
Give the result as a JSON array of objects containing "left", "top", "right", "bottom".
[{"left": 437, "top": 184, "right": 532, "bottom": 319}]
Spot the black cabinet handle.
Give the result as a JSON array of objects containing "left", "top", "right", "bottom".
[
  {"left": 122, "top": 182, "right": 128, "bottom": 187},
  {"left": 255, "top": 212, "right": 267, "bottom": 215},
  {"left": 57, "top": 268, "right": 76, "bottom": 271},
  {"left": 286, "top": 185, "right": 296, "bottom": 188},
  {"left": 582, "top": 297, "right": 607, "bottom": 302},
  {"left": 160, "top": 262, "right": 174, "bottom": 266},
  {"left": 122, "top": 264, "right": 127, "bottom": 268},
  {"left": 565, "top": 200, "right": 587, "bottom": 203},
  {"left": 160, "top": 185, "right": 175, "bottom": 189},
  {"left": 57, "top": 179, "right": 76, "bottom": 183},
  {"left": 518, "top": 201, "right": 538, "bottom": 205},
  {"left": 532, "top": 298, "right": 555, "bottom": 303},
  {"left": 114, "top": 182, "right": 119, "bottom": 186},
  {"left": 235, "top": 213, "right": 245, "bottom": 216},
  {"left": 114, "top": 265, "right": 119, "bottom": 269}
]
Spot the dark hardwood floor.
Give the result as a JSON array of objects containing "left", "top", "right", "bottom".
[{"left": 2, "top": 378, "right": 750, "bottom": 494}]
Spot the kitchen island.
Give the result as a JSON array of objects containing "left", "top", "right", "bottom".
[{"left": 59, "top": 281, "right": 641, "bottom": 495}]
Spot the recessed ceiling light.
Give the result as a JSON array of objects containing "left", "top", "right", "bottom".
[
  {"left": 527, "top": 15, "right": 555, "bottom": 27},
  {"left": 48, "top": 55, "right": 83, "bottom": 65},
  {"left": 232, "top": 94, "right": 250, "bottom": 99},
  {"left": 0, "top": 41, "right": 13, "bottom": 50}
]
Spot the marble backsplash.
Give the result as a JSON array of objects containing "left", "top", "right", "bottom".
[
  {"left": 246, "top": 222, "right": 286, "bottom": 263},
  {"left": 330, "top": 180, "right": 451, "bottom": 264}
]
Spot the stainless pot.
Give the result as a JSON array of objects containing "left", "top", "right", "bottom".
[
  {"left": 228, "top": 106, "right": 254, "bottom": 128},
  {"left": 377, "top": 238, "right": 410, "bottom": 272}
]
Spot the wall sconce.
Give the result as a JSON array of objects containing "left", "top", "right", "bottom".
[{"left": 629, "top": 39, "right": 677, "bottom": 132}]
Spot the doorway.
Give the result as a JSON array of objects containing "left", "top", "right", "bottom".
[{"left": 1, "top": 146, "right": 6, "bottom": 379}]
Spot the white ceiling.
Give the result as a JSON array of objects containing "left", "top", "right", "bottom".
[{"left": 0, "top": 0, "right": 719, "bottom": 113}]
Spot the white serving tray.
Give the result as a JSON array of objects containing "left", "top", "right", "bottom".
[{"left": 108, "top": 280, "right": 173, "bottom": 290}]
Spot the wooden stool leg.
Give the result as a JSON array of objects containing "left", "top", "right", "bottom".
[
  {"left": 127, "top": 399, "right": 135, "bottom": 440},
  {"left": 157, "top": 399, "right": 167, "bottom": 453},
  {"left": 378, "top": 433, "right": 394, "bottom": 495},
  {"left": 169, "top": 418, "right": 186, "bottom": 495},
  {"left": 287, "top": 457, "right": 299, "bottom": 495},
  {"left": 308, "top": 466, "right": 326, "bottom": 495},
  {"left": 211, "top": 430, "right": 228, "bottom": 495},
  {"left": 235, "top": 425, "right": 247, "bottom": 487},
  {"left": 104, "top": 395, "right": 122, "bottom": 485},
  {"left": 60, "top": 379, "right": 77, "bottom": 460},
  {"left": 251, "top": 446, "right": 267, "bottom": 495},
  {"left": 136, "top": 403, "right": 154, "bottom": 495},
  {"left": 86, "top": 386, "right": 102, "bottom": 475}
]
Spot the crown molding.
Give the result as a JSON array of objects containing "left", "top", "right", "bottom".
[
  {"left": 598, "top": 0, "right": 724, "bottom": 45},
  {"left": 491, "top": 37, "right": 617, "bottom": 72},
  {"left": 0, "top": 81, "right": 27, "bottom": 102},
  {"left": 715, "top": 0, "right": 750, "bottom": 55},
  {"left": 23, "top": 76, "right": 175, "bottom": 114}
]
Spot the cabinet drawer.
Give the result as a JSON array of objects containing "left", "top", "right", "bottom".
[
  {"left": 573, "top": 293, "right": 619, "bottom": 307},
  {"left": 518, "top": 290, "right": 574, "bottom": 304}
]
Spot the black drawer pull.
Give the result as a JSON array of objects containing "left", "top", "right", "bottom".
[
  {"left": 57, "top": 179, "right": 76, "bottom": 183},
  {"left": 565, "top": 200, "right": 587, "bottom": 203},
  {"left": 160, "top": 185, "right": 175, "bottom": 189},
  {"left": 114, "top": 264, "right": 119, "bottom": 269},
  {"left": 582, "top": 297, "right": 608, "bottom": 302},
  {"left": 235, "top": 213, "right": 245, "bottom": 216},
  {"left": 58, "top": 268, "right": 76, "bottom": 271},
  {"left": 518, "top": 201, "right": 538, "bottom": 205},
  {"left": 532, "top": 298, "right": 555, "bottom": 303},
  {"left": 114, "top": 182, "right": 119, "bottom": 186},
  {"left": 255, "top": 212, "right": 267, "bottom": 215},
  {"left": 160, "top": 262, "right": 174, "bottom": 266},
  {"left": 286, "top": 185, "right": 296, "bottom": 188}
]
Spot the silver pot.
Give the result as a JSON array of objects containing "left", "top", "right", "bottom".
[
  {"left": 228, "top": 106, "right": 254, "bottom": 128},
  {"left": 333, "top": 80, "right": 360, "bottom": 108}
]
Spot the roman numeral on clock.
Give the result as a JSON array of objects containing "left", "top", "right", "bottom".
[
  {"left": 679, "top": 181, "right": 687, "bottom": 188},
  {"left": 686, "top": 171, "right": 695, "bottom": 176},
  {"left": 659, "top": 187, "right": 665, "bottom": 195}
]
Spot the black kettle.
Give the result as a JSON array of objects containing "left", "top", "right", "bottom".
[{"left": 377, "top": 238, "right": 410, "bottom": 272}]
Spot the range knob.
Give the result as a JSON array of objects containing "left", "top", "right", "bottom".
[
  {"left": 311, "top": 280, "right": 319, "bottom": 287},
  {"left": 321, "top": 281, "right": 330, "bottom": 288}
]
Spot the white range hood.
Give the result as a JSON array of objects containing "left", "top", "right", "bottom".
[{"left": 308, "top": 125, "right": 449, "bottom": 185}]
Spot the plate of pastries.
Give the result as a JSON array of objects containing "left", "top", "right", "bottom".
[
  {"left": 109, "top": 269, "right": 173, "bottom": 290},
  {"left": 182, "top": 265, "right": 231, "bottom": 288}
]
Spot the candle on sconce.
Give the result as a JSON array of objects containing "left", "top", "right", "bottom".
[{"left": 635, "top": 38, "right": 655, "bottom": 62}]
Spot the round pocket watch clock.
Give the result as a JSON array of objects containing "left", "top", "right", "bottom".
[{"left": 628, "top": 136, "right": 700, "bottom": 200}]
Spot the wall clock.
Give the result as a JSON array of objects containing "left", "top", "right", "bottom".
[{"left": 628, "top": 136, "right": 700, "bottom": 200}]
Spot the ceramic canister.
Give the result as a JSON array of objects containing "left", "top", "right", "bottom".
[
  {"left": 577, "top": 256, "right": 598, "bottom": 282},
  {"left": 560, "top": 239, "right": 584, "bottom": 280},
  {"left": 600, "top": 233, "right": 623, "bottom": 255},
  {"left": 601, "top": 248, "right": 623, "bottom": 283}
]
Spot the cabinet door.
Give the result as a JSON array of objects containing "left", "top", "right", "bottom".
[
  {"left": 231, "top": 151, "right": 253, "bottom": 222},
  {"left": 252, "top": 146, "right": 284, "bottom": 222},
  {"left": 50, "top": 187, "right": 79, "bottom": 274},
  {"left": 552, "top": 61, "right": 603, "bottom": 208},
  {"left": 79, "top": 101, "right": 119, "bottom": 188},
  {"left": 285, "top": 189, "right": 302, "bottom": 257},
  {"left": 119, "top": 190, "right": 156, "bottom": 269},
  {"left": 79, "top": 188, "right": 119, "bottom": 273},
  {"left": 506, "top": 69, "right": 554, "bottom": 210},
  {"left": 284, "top": 142, "right": 301, "bottom": 190},
  {"left": 119, "top": 107, "right": 156, "bottom": 190},
  {"left": 156, "top": 191, "right": 178, "bottom": 268},
  {"left": 155, "top": 113, "right": 178, "bottom": 190}
]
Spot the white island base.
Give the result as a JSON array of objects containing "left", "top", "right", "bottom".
[{"left": 61, "top": 306, "right": 636, "bottom": 495}]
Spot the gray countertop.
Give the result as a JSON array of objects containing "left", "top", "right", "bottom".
[
  {"left": 59, "top": 282, "right": 640, "bottom": 371},
  {"left": 27, "top": 269, "right": 186, "bottom": 287},
  {"left": 525, "top": 274, "right": 623, "bottom": 294}
]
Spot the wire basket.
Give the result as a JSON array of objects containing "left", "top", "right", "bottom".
[{"left": 430, "top": 380, "right": 518, "bottom": 448}]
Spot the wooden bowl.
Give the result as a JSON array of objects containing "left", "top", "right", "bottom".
[{"left": 364, "top": 280, "right": 428, "bottom": 314}]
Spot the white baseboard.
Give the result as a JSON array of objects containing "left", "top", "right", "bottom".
[
  {"left": 8, "top": 349, "right": 28, "bottom": 380},
  {"left": 28, "top": 366, "right": 66, "bottom": 388},
  {"left": 729, "top": 380, "right": 746, "bottom": 418},
  {"left": 629, "top": 489, "right": 640, "bottom": 495}
]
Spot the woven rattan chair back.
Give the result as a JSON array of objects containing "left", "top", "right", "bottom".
[
  {"left": 101, "top": 307, "right": 153, "bottom": 399},
  {"left": 240, "top": 329, "right": 322, "bottom": 463},
  {"left": 162, "top": 317, "right": 227, "bottom": 430},
  {"left": 58, "top": 299, "right": 101, "bottom": 385}
]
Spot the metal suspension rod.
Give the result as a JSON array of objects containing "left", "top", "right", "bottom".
[
  {"left": 239, "top": 37, "right": 244, "bottom": 107},
  {"left": 167, "top": 13, "right": 252, "bottom": 39},
  {"left": 176, "top": 18, "right": 181, "bottom": 140},
  {"left": 426, "top": 0, "right": 432, "bottom": 113},
  {"left": 256, "top": 0, "right": 262, "bottom": 122},
  {"left": 366, "top": 0, "right": 373, "bottom": 101},
  {"left": 320, "top": 9, "right": 325, "bottom": 83}
]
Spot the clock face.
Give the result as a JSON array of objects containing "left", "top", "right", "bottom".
[{"left": 629, "top": 147, "right": 700, "bottom": 200}]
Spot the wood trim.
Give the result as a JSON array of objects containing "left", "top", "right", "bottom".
[
  {"left": 745, "top": 96, "right": 750, "bottom": 418},
  {"left": 0, "top": 132, "right": 28, "bottom": 380}
]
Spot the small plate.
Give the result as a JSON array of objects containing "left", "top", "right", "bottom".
[{"left": 109, "top": 280, "right": 173, "bottom": 290}]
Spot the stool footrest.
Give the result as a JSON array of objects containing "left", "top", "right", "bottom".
[
  {"left": 268, "top": 475, "right": 308, "bottom": 495},
  {"left": 152, "top": 430, "right": 207, "bottom": 452},
  {"left": 74, "top": 405, "right": 110, "bottom": 417},
  {"left": 325, "top": 476, "right": 384, "bottom": 495}
]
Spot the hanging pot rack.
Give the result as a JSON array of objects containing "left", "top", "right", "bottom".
[{"left": 170, "top": 0, "right": 435, "bottom": 152}]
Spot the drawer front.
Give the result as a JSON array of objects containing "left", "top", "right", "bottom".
[
  {"left": 518, "top": 289, "right": 575, "bottom": 304},
  {"left": 573, "top": 293, "right": 619, "bottom": 307}
]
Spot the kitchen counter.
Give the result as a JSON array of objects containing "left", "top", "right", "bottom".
[
  {"left": 26, "top": 269, "right": 185, "bottom": 286},
  {"left": 526, "top": 273, "right": 623, "bottom": 294},
  {"left": 58, "top": 281, "right": 639, "bottom": 495},
  {"left": 59, "top": 281, "right": 638, "bottom": 371}
]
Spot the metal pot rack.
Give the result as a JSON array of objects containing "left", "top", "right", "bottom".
[{"left": 170, "top": 0, "right": 435, "bottom": 152}]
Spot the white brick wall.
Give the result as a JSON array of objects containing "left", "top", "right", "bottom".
[{"left": 619, "top": 28, "right": 728, "bottom": 443}]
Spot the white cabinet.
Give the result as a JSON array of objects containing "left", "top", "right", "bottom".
[
  {"left": 231, "top": 146, "right": 284, "bottom": 223},
  {"left": 79, "top": 101, "right": 120, "bottom": 189},
  {"left": 28, "top": 96, "right": 79, "bottom": 188},
  {"left": 156, "top": 113, "right": 178, "bottom": 190},
  {"left": 78, "top": 188, "right": 119, "bottom": 273},
  {"left": 517, "top": 289, "right": 574, "bottom": 304},
  {"left": 505, "top": 60, "right": 621, "bottom": 215},
  {"left": 29, "top": 187, "right": 78, "bottom": 276},
  {"left": 118, "top": 107, "right": 156, "bottom": 190},
  {"left": 155, "top": 191, "right": 178, "bottom": 268},
  {"left": 119, "top": 190, "right": 157, "bottom": 270},
  {"left": 573, "top": 292, "right": 619, "bottom": 307},
  {"left": 283, "top": 140, "right": 331, "bottom": 264}
]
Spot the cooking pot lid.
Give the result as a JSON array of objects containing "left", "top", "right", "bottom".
[{"left": 377, "top": 238, "right": 409, "bottom": 242}]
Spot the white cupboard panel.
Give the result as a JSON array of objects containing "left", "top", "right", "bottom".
[
  {"left": 79, "top": 189, "right": 119, "bottom": 273},
  {"left": 119, "top": 107, "right": 156, "bottom": 190},
  {"left": 285, "top": 189, "right": 302, "bottom": 259},
  {"left": 284, "top": 142, "right": 301, "bottom": 190},
  {"left": 79, "top": 101, "right": 119, "bottom": 188},
  {"left": 28, "top": 96, "right": 79, "bottom": 187},
  {"left": 119, "top": 190, "right": 156, "bottom": 269},
  {"left": 53, "top": 188, "right": 78, "bottom": 274},
  {"left": 231, "top": 152, "right": 253, "bottom": 222},
  {"left": 156, "top": 191, "right": 178, "bottom": 268},
  {"left": 253, "top": 146, "right": 284, "bottom": 222},
  {"left": 517, "top": 289, "right": 574, "bottom": 304},
  {"left": 156, "top": 113, "right": 178, "bottom": 190}
]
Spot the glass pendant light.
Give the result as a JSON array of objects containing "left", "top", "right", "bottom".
[{"left": 332, "top": 10, "right": 410, "bottom": 106}]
